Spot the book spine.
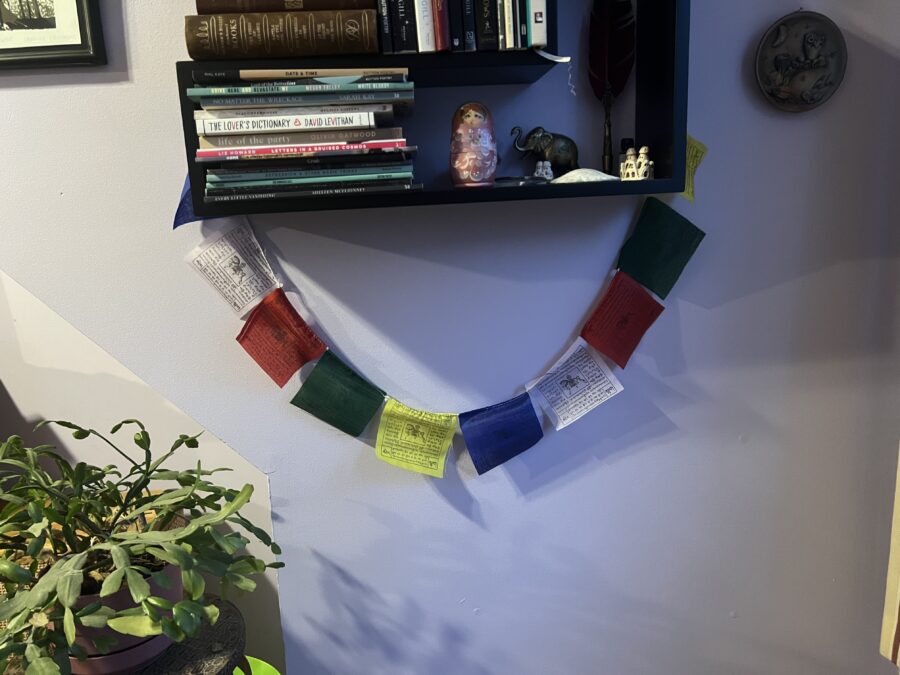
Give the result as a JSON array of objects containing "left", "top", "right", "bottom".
[
  {"left": 196, "top": 0, "right": 376, "bottom": 11},
  {"left": 448, "top": 0, "right": 463, "bottom": 51},
  {"left": 192, "top": 67, "right": 408, "bottom": 84},
  {"left": 376, "top": 0, "right": 393, "bottom": 53},
  {"left": 196, "top": 140, "right": 407, "bottom": 159},
  {"left": 496, "top": 0, "right": 505, "bottom": 49},
  {"left": 208, "top": 173, "right": 413, "bottom": 189},
  {"left": 187, "top": 82, "right": 413, "bottom": 98},
  {"left": 413, "top": 0, "right": 435, "bottom": 52},
  {"left": 204, "top": 182, "right": 418, "bottom": 202},
  {"left": 196, "top": 112, "right": 377, "bottom": 135},
  {"left": 208, "top": 179, "right": 412, "bottom": 195},
  {"left": 510, "top": 0, "right": 520, "bottom": 48},
  {"left": 195, "top": 103, "right": 393, "bottom": 119},
  {"left": 475, "top": 0, "right": 497, "bottom": 50},
  {"left": 461, "top": 0, "right": 476, "bottom": 50},
  {"left": 184, "top": 11, "right": 379, "bottom": 59},
  {"left": 432, "top": 0, "right": 451, "bottom": 51},
  {"left": 529, "top": 0, "right": 546, "bottom": 47},
  {"left": 503, "top": 0, "right": 515, "bottom": 49},
  {"left": 517, "top": 0, "right": 527, "bottom": 47},
  {"left": 390, "top": 0, "right": 418, "bottom": 53},
  {"left": 199, "top": 127, "right": 404, "bottom": 148},
  {"left": 198, "top": 91, "right": 415, "bottom": 109},
  {"left": 199, "top": 145, "right": 417, "bottom": 164},
  {"left": 207, "top": 165, "right": 414, "bottom": 181}
]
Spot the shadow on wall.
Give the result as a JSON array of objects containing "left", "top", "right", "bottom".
[{"left": 283, "top": 551, "right": 496, "bottom": 675}]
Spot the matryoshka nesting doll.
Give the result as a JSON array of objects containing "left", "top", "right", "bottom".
[{"left": 450, "top": 102, "right": 497, "bottom": 187}]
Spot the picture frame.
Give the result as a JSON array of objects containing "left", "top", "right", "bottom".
[{"left": 0, "top": 0, "right": 105, "bottom": 68}]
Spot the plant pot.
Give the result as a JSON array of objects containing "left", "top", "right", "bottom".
[{"left": 69, "top": 564, "right": 182, "bottom": 675}]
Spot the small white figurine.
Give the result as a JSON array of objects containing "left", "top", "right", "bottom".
[
  {"left": 620, "top": 146, "right": 654, "bottom": 181},
  {"left": 533, "top": 160, "right": 554, "bottom": 180}
]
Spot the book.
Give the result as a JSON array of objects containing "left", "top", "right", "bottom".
[
  {"left": 517, "top": 0, "right": 527, "bottom": 47},
  {"left": 432, "top": 0, "right": 450, "bottom": 51},
  {"left": 496, "top": 0, "right": 505, "bottom": 49},
  {"left": 196, "top": 139, "right": 407, "bottom": 160},
  {"left": 510, "top": 0, "right": 521, "bottom": 48},
  {"left": 198, "top": 127, "right": 404, "bottom": 148},
  {"left": 197, "top": 145, "right": 417, "bottom": 163},
  {"left": 195, "top": 0, "right": 376, "bottom": 11},
  {"left": 475, "top": 0, "right": 497, "bottom": 50},
  {"left": 207, "top": 163, "right": 414, "bottom": 181},
  {"left": 195, "top": 110, "right": 388, "bottom": 135},
  {"left": 207, "top": 173, "right": 414, "bottom": 191},
  {"left": 448, "top": 0, "right": 463, "bottom": 51},
  {"left": 461, "top": 0, "right": 476, "bottom": 51},
  {"left": 204, "top": 182, "right": 422, "bottom": 202},
  {"left": 192, "top": 67, "right": 408, "bottom": 84},
  {"left": 389, "top": 0, "right": 417, "bottom": 53},
  {"left": 184, "top": 11, "right": 379, "bottom": 60},
  {"left": 413, "top": 0, "right": 436, "bottom": 52},
  {"left": 197, "top": 90, "right": 415, "bottom": 109},
  {"left": 187, "top": 81, "right": 414, "bottom": 99},
  {"left": 529, "top": 0, "right": 546, "bottom": 47},
  {"left": 376, "top": 0, "right": 393, "bottom": 53},
  {"left": 194, "top": 103, "right": 395, "bottom": 120}
]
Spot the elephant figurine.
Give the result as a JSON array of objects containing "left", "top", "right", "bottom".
[{"left": 510, "top": 126, "right": 579, "bottom": 176}]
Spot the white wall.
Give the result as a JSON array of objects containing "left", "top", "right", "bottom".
[
  {"left": 0, "top": 271, "right": 285, "bottom": 670},
  {"left": 1, "top": 1, "right": 899, "bottom": 673}
]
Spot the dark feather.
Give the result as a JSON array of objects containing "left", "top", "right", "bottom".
[
  {"left": 587, "top": 0, "right": 635, "bottom": 172},
  {"left": 588, "top": 0, "right": 636, "bottom": 102}
]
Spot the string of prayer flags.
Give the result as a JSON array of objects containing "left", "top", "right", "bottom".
[
  {"left": 527, "top": 338, "right": 624, "bottom": 430},
  {"left": 617, "top": 197, "right": 705, "bottom": 299},
  {"left": 173, "top": 175, "right": 197, "bottom": 230},
  {"left": 580, "top": 271, "right": 664, "bottom": 368},
  {"left": 680, "top": 135, "right": 708, "bottom": 202},
  {"left": 375, "top": 399, "right": 457, "bottom": 478},
  {"left": 186, "top": 221, "right": 280, "bottom": 315},
  {"left": 459, "top": 393, "right": 544, "bottom": 475},
  {"left": 291, "top": 350, "right": 386, "bottom": 437},
  {"left": 237, "top": 288, "right": 327, "bottom": 387}
]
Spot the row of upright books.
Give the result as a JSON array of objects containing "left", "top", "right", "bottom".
[
  {"left": 186, "top": 65, "right": 420, "bottom": 204},
  {"left": 185, "top": 0, "right": 547, "bottom": 60}
]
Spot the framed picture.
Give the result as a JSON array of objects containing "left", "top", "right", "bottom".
[{"left": 0, "top": 0, "right": 105, "bottom": 68}]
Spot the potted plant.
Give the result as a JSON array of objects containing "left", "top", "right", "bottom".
[{"left": 0, "top": 419, "right": 282, "bottom": 675}]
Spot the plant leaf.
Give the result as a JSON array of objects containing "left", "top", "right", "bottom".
[
  {"left": 25, "top": 657, "right": 61, "bottom": 675},
  {"left": 0, "top": 559, "right": 35, "bottom": 584},
  {"left": 91, "top": 635, "right": 119, "bottom": 655},
  {"left": 78, "top": 606, "right": 115, "bottom": 629},
  {"left": 99, "top": 568, "right": 125, "bottom": 598},
  {"left": 110, "top": 545, "right": 130, "bottom": 570},
  {"left": 161, "top": 617, "right": 185, "bottom": 643},
  {"left": 63, "top": 607, "right": 76, "bottom": 646},
  {"left": 56, "top": 567, "right": 84, "bottom": 608},
  {"left": 124, "top": 568, "right": 151, "bottom": 603},
  {"left": 181, "top": 568, "right": 205, "bottom": 601},
  {"left": 202, "top": 603, "right": 220, "bottom": 626},
  {"left": 173, "top": 602, "right": 200, "bottom": 636},
  {"left": 107, "top": 614, "right": 162, "bottom": 638}
]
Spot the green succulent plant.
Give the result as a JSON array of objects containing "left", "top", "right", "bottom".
[{"left": 0, "top": 419, "right": 282, "bottom": 674}]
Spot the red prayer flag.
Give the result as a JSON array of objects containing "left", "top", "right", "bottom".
[
  {"left": 236, "top": 288, "right": 327, "bottom": 387},
  {"left": 580, "top": 271, "right": 664, "bottom": 368}
]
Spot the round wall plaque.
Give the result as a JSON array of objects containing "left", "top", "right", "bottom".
[{"left": 755, "top": 11, "right": 847, "bottom": 112}]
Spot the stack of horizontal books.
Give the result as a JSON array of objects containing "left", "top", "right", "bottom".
[{"left": 187, "top": 67, "right": 419, "bottom": 204}]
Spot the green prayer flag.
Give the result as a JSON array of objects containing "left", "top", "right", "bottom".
[
  {"left": 617, "top": 197, "right": 705, "bottom": 299},
  {"left": 290, "top": 350, "right": 385, "bottom": 437}
]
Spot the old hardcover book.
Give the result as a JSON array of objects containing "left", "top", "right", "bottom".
[
  {"left": 198, "top": 127, "right": 404, "bottom": 148},
  {"left": 389, "top": 0, "right": 417, "bottom": 52},
  {"left": 475, "top": 0, "right": 497, "bottom": 50},
  {"left": 195, "top": 109, "right": 387, "bottom": 135},
  {"left": 432, "top": 0, "right": 451, "bottom": 51},
  {"left": 461, "top": 0, "right": 476, "bottom": 50},
  {"left": 376, "top": 0, "right": 393, "bottom": 52},
  {"left": 196, "top": 0, "right": 376, "bottom": 11},
  {"left": 185, "top": 11, "right": 379, "bottom": 59}
]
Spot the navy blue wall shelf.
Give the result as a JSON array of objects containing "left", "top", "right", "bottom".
[{"left": 177, "top": 0, "right": 689, "bottom": 216}]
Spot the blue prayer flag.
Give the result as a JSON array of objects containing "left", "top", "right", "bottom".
[
  {"left": 459, "top": 393, "right": 544, "bottom": 475},
  {"left": 173, "top": 174, "right": 198, "bottom": 230}
]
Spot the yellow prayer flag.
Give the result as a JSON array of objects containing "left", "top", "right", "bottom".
[
  {"left": 880, "top": 443, "right": 900, "bottom": 665},
  {"left": 680, "top": 135, "right": 708, "bottom": 203},
  {"left": 375, "top": 399, "right": 457, "bottom": 478}
]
